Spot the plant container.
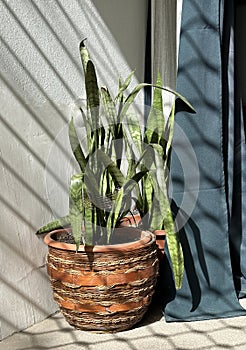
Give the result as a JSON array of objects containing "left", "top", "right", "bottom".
[{"left": 44, "top": 226, "right": 159, "bottom": 332}]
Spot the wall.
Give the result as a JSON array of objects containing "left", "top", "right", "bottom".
[{"left": 0, "top": 0, "right": 147, "bottom": 339}]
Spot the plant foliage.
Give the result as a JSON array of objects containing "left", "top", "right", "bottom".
[{"left": 37, "top": 39, "right": 195, "bottom": 289}]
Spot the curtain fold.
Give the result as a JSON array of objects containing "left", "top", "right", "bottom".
[
  {"left": 151, "top": 0, "right": 177, "bottom": 89},
  {"left": 147, "top": 0, "right": 246, "bottom": 321},
  {"left": 228, "top": 1, "right": 246, "bottom": 299}
]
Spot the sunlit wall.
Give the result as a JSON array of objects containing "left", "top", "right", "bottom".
[{"left": 0, "top": 0, "right": 148, "bottom": 339}]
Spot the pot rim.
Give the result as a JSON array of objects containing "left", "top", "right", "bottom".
[
  {"left": 44, "top": 227, "right": 156, "bottom": 253},
  {"left": 120, "top": 215, "right": 166, "bottom": 235},
  {"left": 152, "top": 229, "right": 166, "bottom": 236}
]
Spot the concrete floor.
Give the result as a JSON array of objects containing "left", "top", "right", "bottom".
[{"left": 1, "top": 299, "right": 246, "bottom": 350}]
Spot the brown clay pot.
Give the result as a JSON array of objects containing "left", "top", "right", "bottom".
[
  {"left": 152, "top": 229, "right": 166, "bottom": 263},
  {"left": 44, "top": 226, "right": 159, "bottom": 333},
  {"left": 118, "top": 213, "right": 141, "bottom": 227},
  {"left": 119, "top": 214, "right": 166, "bottom": 261}
]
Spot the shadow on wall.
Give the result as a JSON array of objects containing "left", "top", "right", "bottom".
[
  {"left": 0, "top": 0, "right": 147, "bottom": 340},
  {"left": 1, "top": 0, "right": 246, "bottom": 347}
]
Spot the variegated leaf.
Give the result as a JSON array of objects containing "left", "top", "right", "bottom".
[
  {"left": 115, "top": 70, "right": 135, "bottom": 102},
  {"left": 36, "top": 215, "right": 71, "bottom": 234},
  {"left": 85, "top": 60, "right": 100, "bottom": 132},
  {"left": 150, "top": 152, "right": 184, "bottom": 289},
  {"left": 79, "top": 39, "right": 90, "bottom": 73},
  {"left": 69, "top": 174, "right": 83, "bottom": 251},
  {"left": 69, "top": 117, "right": 87, "bottom": 172}
]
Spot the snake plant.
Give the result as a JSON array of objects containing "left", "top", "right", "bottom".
[{"left": 37, "top": 39, "right": 195, "bottom": 289}]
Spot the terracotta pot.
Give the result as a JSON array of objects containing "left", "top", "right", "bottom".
[
  {"left": 44, "top": 226, "right": 159, "bottom": 333},
  {"left": 119, "top": 214, "right": 166, "bottom": 261},
  {"left": 152, "top": 229, "right": 166, "bottom": 262},
  {"left": 118, "top": 213, "right": 141, "bottom": 227}
]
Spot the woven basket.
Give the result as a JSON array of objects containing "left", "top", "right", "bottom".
[{"left": 44, "top": 227, "right": 159, "bottom": 332}]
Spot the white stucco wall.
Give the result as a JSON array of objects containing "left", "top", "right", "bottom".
[{"left": 0, "top": 0, "right": 148, "bottom": 339}]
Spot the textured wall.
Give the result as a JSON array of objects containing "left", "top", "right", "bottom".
[{"left": 0, "top": 0, "right": 147, "bottom": 339}]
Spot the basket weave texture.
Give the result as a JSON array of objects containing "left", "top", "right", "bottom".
[{"left": 46, "top": 228, "right": 159, "bottom": 332}]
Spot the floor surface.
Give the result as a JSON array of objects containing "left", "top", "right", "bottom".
[{"left": 1, "top": 299, "right": 246, "bottom": 350}]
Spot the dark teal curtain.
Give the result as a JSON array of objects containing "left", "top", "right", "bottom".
[{"left": 156, "top": 0, "right": 246, "bottom": 321}]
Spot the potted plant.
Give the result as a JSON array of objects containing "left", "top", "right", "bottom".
[
  {"left": 37, "top": 40, "right": 194, "bottom": 332},
  {"left": 125, "top": 71, "right": 191, "bottom": 285}
]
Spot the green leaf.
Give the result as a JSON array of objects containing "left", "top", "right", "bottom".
[
  {"left": 123, "top": 111, "right": 143, "bottom": 155},
  {"left": 118, "top": 76, "right": 123, "bottom": 89},
  {"left": 119, "top": 83, "right": 147, "bottom": 122},
  {"left": 95, "top": 149, "right": 125, "bottom": 188},
  {"left": 149, "top": 143, "right": 164, "bottom": 159},
  {"left": 70, "top": 211, "right": 83, "bottom": 251},
  {"left": 85, "top": 60, "right": 100, "bottom": 131},
  {"left": 101, "top": 87, "right": 117, "bottom": 126},
  {"left": 69, "top": 174, "right": 83, "bottom": 251},
  {"left": 101, "top": 87, "right": 117, "bottom": 146},
  {"left": 150, "top": 151, "right": 184, "bottom": 289},
  {"left": 36, "top": 215, "right": 71, "bottom": 234},
  {"left": 106, "top": 170, "right": 148, "bottom": 241},
  {"left": 153, "top": 73, "right": 164, "bottom": 112},
  {"left": 141, "top": 173, "right": 153, "bottom": 222},
  {"left": 164, "top": 102, "right": 175, "bottom": 175},
  {"left": 79, "top": 39, "right": 90, "bottom": 73},
  {"left": 145, "top": 73, "right": 165, "bottom": 144},
  {"left": 115, "top": 70, "right": 135, "bottom": 102},
  {"left": 79, "top": 107, "right": 92, "bottom": 149},
  {"left": 106, "top": 188, "right": 123, "bottom": 242},
  {"left": 120, "top": 83, "right": 195, "bottom": 124},
  {"left": 82, "top": 185, "right": 93, "bottom": 246},
  {"left": 69, "top": 117, "right": 87, "bottom": 172}
]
